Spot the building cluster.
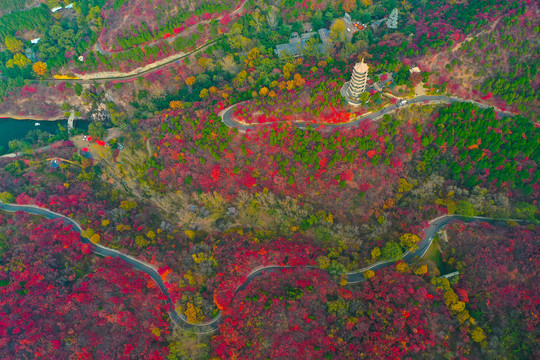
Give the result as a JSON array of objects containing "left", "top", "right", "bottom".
[
  {"left": 274, "top": 13, "right": 363, "bottom": 57},
  {"left": 51, "top": 3, "right": 74, "bottom": 13},
  {"left": 274, "top": 29, "right": 331, "bottom": 57}
]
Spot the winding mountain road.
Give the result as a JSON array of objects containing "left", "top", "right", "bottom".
[
  {"left": 219, "top": 95, "right": 515, "bottom": 131},
  {"left": 0, "top": 201, "right": 529, "bottom": 333}
]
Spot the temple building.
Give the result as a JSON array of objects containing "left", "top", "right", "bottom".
[{"left": 345, "top": 58, "right": 369, "bottom": 105}]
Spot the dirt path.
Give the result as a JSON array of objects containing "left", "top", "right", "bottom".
[
  {"left": 452, "top": 17, "right": 502, "bottom": 53},
  {"left": 76, "top": 51, "right": 189, "bottom": 80}
]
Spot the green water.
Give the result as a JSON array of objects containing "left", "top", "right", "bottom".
[{"left": 0, "top": 118, "right": 89, "bottom": 155}]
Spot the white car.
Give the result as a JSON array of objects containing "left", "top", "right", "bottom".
[{"left": 399, "top": 100, "right": 408, "bottom": 106}]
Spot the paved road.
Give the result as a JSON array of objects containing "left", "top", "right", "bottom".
[
  {"left": 220, "top": 95, "right": 514, "bottom": 132},
  {"left": 1, "top": 201, "right": 530, "bottom": 333}
]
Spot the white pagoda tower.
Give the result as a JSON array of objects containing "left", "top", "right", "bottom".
[{"left": 347, "top": 58, "right": 369, "bottom": 102}]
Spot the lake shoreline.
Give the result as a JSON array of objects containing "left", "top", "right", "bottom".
[{"left": 0, "top": 113, "right": 65, "bottom": 121}]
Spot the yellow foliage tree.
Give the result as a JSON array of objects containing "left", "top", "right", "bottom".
[
  {"left": 135, "top": 235, "right": 150, "bottom": 248},
  {"left": 286, "top": 80, "right": 295, "bottom": 91},
  {"left": 81, "top": 228, "right": 95, "bottom": 239},
  {"left": 184, "top": 302, "right": 204, "bottom": 323},
  {"left": 151, "top": 327, "right": 161, "bottom": 337},
  {"left": 330, "top": 19, "right": 346, "bottom": 43},
  {"left": 414, "top": 264, "right": 428, "bottom": 275},
  {"left": 371, "top": 247, "right": 381, "bottom": 260},
  {"left": 282, "top": 62, "right": 295, "bottom": 79},
  {"left": 317, "top": 256, "right": 331, "bottom": 269},
  {"left": 450, "top": 300, "right": 466, "bottom": 312},
  {"left": 443, "top": 290, "right": 459, "bottom": 307},
  {"left": 395, "top": 261, "right": 408, "bottom": 273},
  {"left": 457, "top": 309, "right": 471, "bottom": 324},
  {"left": 184, "top": 271, "right": 196, "bottom": 285},
  {"left": 245, "top": 47, "right": 260, "bottom": 67},
  {"left": 234, "top": 69, "right": 248, "bottom": 86},
  {"left": 259, "top": 87, "right": 269, "bottom": 96},
  {"left": 471, "top": 327, "right": 486, "bottom": 343},
  {"left": 361, "top": 0, "right": 373, "bottom": 6},
  {"left": 89, "top": 233, "right": 100, "bottom": 244},
  {"left": 325, "top": 212, "right": 334, "bottom": 223},
  {"left": 192, "top": 253, "right": 208, "bottom": 264},
  {"left": 199, "top": 88, "right": 209, "bottom": 99},
  {"left": 198, "top": 57, "right": 212, "bottom": 69},
  {"left": 101, "top": 219, "right": 110, "bottom": 227},
  {"left": 6, "top": 53, "right": 31, "bottom": 68},
  {"left": 116, "top": 224, "right": 131, "bottom": 231},
  {"left": 185, "top": 76, "right": 197, "bottom": 87},
  {"left": 170, "top": 101, "right": 183, "bottom": 109},
  {"left": 32, "top": 61, "right": 47, "bottom": 76},
  {"left": 0, "top": 191, "right": 15, "bottom": 203},
  {"left": 293, "top": 73, "right": 305, "bottom": 87},
  {"left": 400, "top": 233, "right": 420, "bottom": 250},
  {"left": 342, "top": 0, "right": 356, "bottom": 12},
  {"left": 5, "top": 36, "right": 23, "bottom": 53},
  {"left": 119, "top": 200, "right": 137, "bottom": 211},
  {"left": 363, "top": 270, "right": 375, "bottom": 279},
  {"left": 398, "top": 178, "right": 414, "bottom": 193}
]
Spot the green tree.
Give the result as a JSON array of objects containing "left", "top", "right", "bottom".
[
  {"left": 302, "top": 36, "right": 321, "bottom": 58},
  {"left": 456, "top": 200, "right": 477, "bottom": 218},
  {"left": 74, "top": 83, "right": 83, "bottom": 96},
  {"left": 88, "top": 122, "right": 106, "bottom": 139},
  {"left": 394, "top": 65, "right": 410, "bottom": 85},
  {"left": 381, "top": 241, "right": 403, "bottom": 260},
  {"left": 359, "top": 91, "right": 370, "bottom": 104},
  {"left": 312, "top": 11, "right": 324, "bottom": 30},
  {"left": 515, "top": 202, "right": 537, "bottom": 220}
]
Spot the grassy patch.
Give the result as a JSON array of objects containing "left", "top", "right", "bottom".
[{"left": 422, "top": 234, "right": 446, "bottom": 273}]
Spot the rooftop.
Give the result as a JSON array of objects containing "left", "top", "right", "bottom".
[
  {"left": 353, "top": 59, "right": 369, "bottom": 73},
  {"left": 275, "top": 28, "right": 331, "bottom": 57}
]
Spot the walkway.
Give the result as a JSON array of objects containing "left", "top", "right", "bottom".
[{"left": 0, "top": 200, "right": 530, "bottom": 333}]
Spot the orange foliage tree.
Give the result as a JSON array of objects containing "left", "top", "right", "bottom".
[
  {"left": 32, "top": 61, "right": 47, "bottom": 76},
  {"left": 343, "top": 0, "right": 357, "bottom": 12}
]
